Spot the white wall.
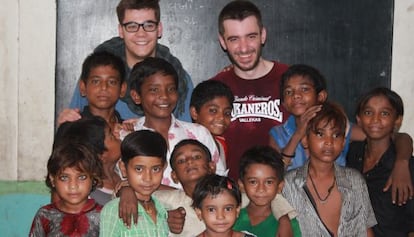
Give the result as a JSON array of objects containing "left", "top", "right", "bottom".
[
  {"left": 0, "top": 0, "right": 412, "bottom": 181},
  {"left": 392, "top": 1, "right": 414, "bottom": 137},
  {"left": 0, "top": 0, "right": 55, "bottom": 180}
]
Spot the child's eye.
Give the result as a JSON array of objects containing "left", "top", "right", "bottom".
[
  {"left": 192, "top": 154, "right": 202, "bottom": 160},
  {"left": 265, "top": 180, "right": 275, "bottom": 185},
  {"left": 284, "top": 89, "right": 292, "bottom": 96},
  {"left": 152, "top": 166, "right": 162, "bottom": 173},
  {"left": 363, "top": 110, "right": 372, "bottom": 116},
  {"left": 381, "top": 111, "right": 390, "bottom": 116},
  {"left": 176, "top": 158, "right": 186, "bottom": 165},
  {"left": 89, "top": 79, "right": 100, "bottom": 85},
  {"left": 248, "top": 179, "right": 257, "bottom": 185},
  {"left": 224, "top": 206, "right": 234, "bottom": 212},
  {"left": 168, "top": 86, "right": 177, "bottom": 93},
  {"left": 78, "top": 175, "right": 87, "bottom": 180},
  {"left": 224, "top": 110, "right": 232, "bottom": 117},
  {"left": 207, "top": 207, "right": 215, "bottom": 213},
  {"left": 59, "top": 175, "right": 68, "bottom": 181},
  {"left": 315, "top": 131, "right": 323, "bottom": 137},
  {"left": 301, "top": 86, "right": 311, "bottom": 93},
  {"left": 108, "top": 79, "right": 120, "bottom": 86},
  {"left": 149, "top": 87, "right": 158, "bottom": 93},
  {"left": 135, "top": 166, "right": 143, "bottom": 172},
  {"left": 208, "top": 108, "right": 218, "bottom": 114}
]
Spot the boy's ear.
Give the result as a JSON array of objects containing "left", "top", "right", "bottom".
[
  {"left": 118, "top": 24, "right": 124, "bottom": 39},
  {"left": 130, "top": 89, "right": 141, "bottom": 105},
  {"left": 119, "top": 82, "right": 127, "bottom": 98},
  {"left": 195, "top": 207, "right": 203, "bottom": 221},
  {"left": 317, "top": 90, "right": 328, "bottom": 103},
  {"left": 170, "top": 170, "right": 180, "bottom": 184},
  {"left": 208, "top": 161, "right": 216, "bottom": 174},
  {"left": 119, "top": 160, "right": 128, "bottom": 178},
  {"left": 394, "top": 115, "right": 403, "bottom": 132},
  {"left": 301, "top": 136, "right": 309, "bottom": 150},
  {"left": 277, "top": 180, "right": 285, "bottom": 193},
  {"left": 79, "top": 80, "right": 87, "bottom": 97},
  {"left": 48, "top": 175, "right": 55, "bottom": 187},
  {"left": 190, "top": 106, "right": 199, "bottom": 121},
  {"left": 237, "top": 179, "right": 245, "bottom": 193}
]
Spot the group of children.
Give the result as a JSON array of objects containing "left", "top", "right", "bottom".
[{"left": 29, "top": 44, "right": 413, "bottom": 236}]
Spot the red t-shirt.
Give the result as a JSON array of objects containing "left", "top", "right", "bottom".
[{"left": 211, "top": 61, "right": 289, "bottom": 180}]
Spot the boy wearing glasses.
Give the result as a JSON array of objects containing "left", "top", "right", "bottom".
[{"left": 61, "top": 0, "right": 193, "bottom": 123}]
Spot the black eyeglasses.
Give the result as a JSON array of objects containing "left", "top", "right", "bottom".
[{"left": 122, "top": 21, "right": 158, "bottom": 32}]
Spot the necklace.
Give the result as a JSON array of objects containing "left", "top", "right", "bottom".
[
  {"left": 137, "top": 198, "right": 154, "bottom": 214},
  {"left": 308, "top": 172, "right": 336, "bottom": 204}
]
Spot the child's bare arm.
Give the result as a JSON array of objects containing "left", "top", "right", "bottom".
[
  {"left": 275, "top": 215, "right": 293, "bottom": 237},
  {"left": 280, "top": 105, "right": 321, "bottom": 165},
  {"left": 367, "top": 227, "right": 375, "bottom": 237},
  {"left": 167, "top": 207, "right": 186, "bottom": 234},
  {"left": 384, "top": 132, "right": 413, "bottom": 205}
]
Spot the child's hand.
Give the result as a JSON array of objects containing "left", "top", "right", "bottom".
[
  {"left": 167, "top": 207, "right": 186, "bottom": 234},
  {"left": 296, "top": 105, "right": 322, "bottom": 138},
  {"left": 119, "top": 119, "right": 138, "bottom": 139},
  {"left": 57, "top": 108, "right": 81, "bottom": 127},
  {"left": 118, "top": 186, "right": 138, "bottom": 228},
  {"left": 383, "top": 159, "right": 413, "bottom": 205}
]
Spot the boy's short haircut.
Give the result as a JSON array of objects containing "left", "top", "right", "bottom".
[
  {"left": 307, "top": 101, "right": 347, "bottom": 137},
  {"left": 218, "top": 0, "right": 263, "bottom": 36},
  {"left": 169, "top": 139, "right": 212, "bottom": 170},
  {"left": 280, "top": 64, "right": 327, "bottom": 101},
  {"left": 46, "top": 142, "right": 103, "bottom": 191},
  {"left": 190, "top": 80, "right": 234, "bottom": 112},
  {"left": 355, "top": 87, "right": 404, "bottom": 117},
  {"left": 80, "top": 51, "right": 126, "bottom": 84},
  {"left": 129, "top": 57, "right": 179, "bottom": 94},
  {"left": 53, "top": 116, "right": 107, "bottom": 155},
  {"left": 121, "top": 129, "right": 167, "bottom": 164},
  {"left": 192, "top": 174, "right": 241, "bottom": 209},
  {"left": 239, "top": 145, "right": 285, "bottom": 182},
  {"left": 116, "top": 0, "right": 161, "bottom": 24}
]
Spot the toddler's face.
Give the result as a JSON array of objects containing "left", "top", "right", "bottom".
[
  {"left": 356, "top": 95, "right": 401, "bottom": 140},
  {"left": 49, "top": 166, "right": 93, "bottom": 213},
  {"left": 282, "top": 75, "right": 324, "bottom": 116},
  {"left": 171, "top": 144, "right": 215, "bottom": 185},
  {"left": 131, "top": 72, "right": 178, "bottom": 120},
  {"left": 191, "top": 96, "right": 232, "bottom": 136},
  {"left": 80, "top": 65, "right": 125, "bottom": 111},
  {"left": 195, "top": 190, "right": 240, "bottom": 235}
]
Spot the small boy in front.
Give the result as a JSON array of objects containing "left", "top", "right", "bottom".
[
  {"left": 347, "top": 87, "right": 414, "bottom": 237},
  {"left": 100, "top": 130, "right": 169, "bottom": 236},
  {"left": 234, "top": 145, "right": 301, "bottom": 237},
  {"left": 190, "top": 80, "right": 234, "bottom": 162},
  {"left": 57, "top": 51, "right": 126, "bottom": 130},
  {"left": 283, "top": 101, "right": 377, "bottom": 237}
]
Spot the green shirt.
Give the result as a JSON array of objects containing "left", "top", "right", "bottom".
[
  {"left": 100, "top": 196, "right": 169, "bottom": 237},
  {"left": 233, "top": 208, "right": 302, "bottom": 237}
]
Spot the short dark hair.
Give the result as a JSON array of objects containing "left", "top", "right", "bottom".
[
  {"left": 192, "top": 174, "right": 241, "bottom": 209},
  {"left": 239, "top": 145, "right": 285, "bottom": 181},
  {"left": 307, "top": 101, "right": 347, "bottom": 137},
  {"left": 170, "top": 139, "right": 212, "bottom": 170},
  {"left": 46, "top": 142, "right": 103, "bottom": 192},
  {"left": 80, "top": 51, "right": 126, "bottom": 84},
  {"left": 121, "top": 130, "right": 167, "bottom": 164},
  {"left": 116, "top": 0, "right": 160, "bottom": 24},
  {"left": 218, "top": 0, "right": 263, "bottom": 36},
  {"left": 54, "top": 116, "right": 107, "bottom": 155},
  {"left": 190, "top": 80, "right": 234, "bottom": 112},
  {"left": 280, "top": 64, "right": 327, "bottom": 102},
  {"left": 129, "top": 57, "right": 179, "bottom": 94},
  {"left": 356, "top": 87, "right": 404, "bottom": 117}
]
